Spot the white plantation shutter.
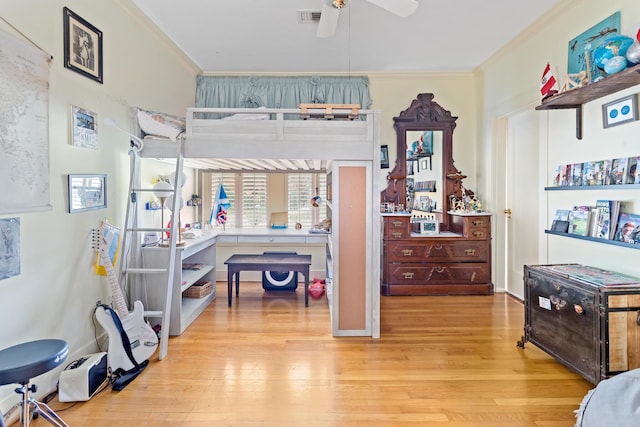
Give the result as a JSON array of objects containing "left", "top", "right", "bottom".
[
  {"left": 209, "top": 173, "right": 236, "bottom": 228},
  {"left": 242, "top": 173, "right": 268, "bottom": 227},
  {"left": 288, "top": 173, "right": 327, "bottom": 227}
]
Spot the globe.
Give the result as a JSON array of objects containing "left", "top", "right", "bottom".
[
  {"left": 592, "top": 35, "right": 635, "bottom": 69},
  {"left": 627, "top": 42, "right": 640, "bottom": 65},
  {"left": 604, "top": 56, "right": 627, "bottom": 75}
]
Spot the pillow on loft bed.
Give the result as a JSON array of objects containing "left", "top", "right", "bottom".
[
  {"left": 137, "top": 108, "right": 186, "bottom": 142},
  {"left": 221, "top": 106, "right": 270, "bottom": 121}
]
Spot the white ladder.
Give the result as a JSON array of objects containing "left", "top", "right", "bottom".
[{"left": 117, "top": 137, "right": 185, "bottom": 361}]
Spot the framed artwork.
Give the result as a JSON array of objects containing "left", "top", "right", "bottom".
[
  {"left": 63, "top": 7, "right": 103, "bottom": 84},
  {"left": 68, "top": 174, "right": 107, "bottom": 213},
  {"left": 602, "top": 94, "right": 638, "bottom": 128},
  {"left": 380, "top": 145, "right": 389, "bottom": 169},
  {"left": 70, "top": 105, "right": 98, "bottom": 149},
  {"left": 567, "top": 12, "right": 620, "bottom": 82}
]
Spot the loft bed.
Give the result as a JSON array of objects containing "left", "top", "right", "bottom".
[
  {"left": 134, "top": 107, "right": 380, "bottom": 171},
  {"left": 130, "top": 106, "right": 382, "bottom": 339}
]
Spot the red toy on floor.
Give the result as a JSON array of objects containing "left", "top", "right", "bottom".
[{"left": 309, "top": 278, "right": 326, "bottom": 299}]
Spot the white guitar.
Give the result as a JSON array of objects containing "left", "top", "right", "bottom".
[{"left": 92, "top": 221, "right": 158, "bottom": 373}]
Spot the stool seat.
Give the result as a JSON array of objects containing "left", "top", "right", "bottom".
[{"left": 0, "top": 339, "right": 69, "bottom": 386}]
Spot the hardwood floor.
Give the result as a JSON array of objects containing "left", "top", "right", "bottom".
[{"left": 35, "top": 283, "right": 592, "bottom": 426}]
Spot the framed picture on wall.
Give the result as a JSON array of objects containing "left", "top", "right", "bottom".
[
  {"left": 70, "top": 105, "right": 98, "bottom": 149},
  {"left": 602, "top": 94, "right": 638, "bottom": 128},
  {"left": 381, "top": 145, "right": 389, "bottom": 169},
  {"left": 63, "top": 7, "right": 103, "bottom": 84},
  {"left": 68, "top": 174, "right": 107, "bottom": 213}
]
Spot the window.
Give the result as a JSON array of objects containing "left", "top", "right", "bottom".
[
  {"left": 288, "top": 173, "right": 326, "bottom": 227},
  {"left": 242, "top": 173, "right": 268, "bottom": 227},
  {"left": 207, "top": 172, "right": 325, "bottom": 228}
]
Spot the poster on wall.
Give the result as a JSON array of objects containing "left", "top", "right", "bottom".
[
  {"left": 567, "top": 11, "right": 620, "bottom": 82},
  {"left": 0, "top": 218, "right": 20, "bottom": 280},
  {"left": 0, "top": 30, "right": 51, "bottom": 214}
]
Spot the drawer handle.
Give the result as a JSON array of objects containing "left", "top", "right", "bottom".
[
  {"left": 464, "top": 248, "right": 476, "bottom": 256},
  {"left": 473, "top": 231, "right": 485, "bottom": 238},
  {"left": 392, "top": 232, "right": 403, "bottom": 238},
  {"left": 391, "top": 220, "right": 404, "bottom": 227},
  {"left": 472, "top": 219, "right": 485, "bottom": 226},
  {"left": 402, "top": 272, "right": 414, "bottom": 279},
  {"left": 401, "top": 249, "right": 414, "bottom": 256},
  {"left": 574, "top": 304, "right": 584, "bottom": 315}
]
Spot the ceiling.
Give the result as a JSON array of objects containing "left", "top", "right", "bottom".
[{"left": 130, "top": 0, "right": 562, "bottom": 74}]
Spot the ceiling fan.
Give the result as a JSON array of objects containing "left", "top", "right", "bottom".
[{"left": 317, "top": 0, "right": 419, "bottom": 38}]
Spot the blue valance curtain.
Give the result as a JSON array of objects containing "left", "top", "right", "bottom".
[{"left": 195, "top": 75, "right": 372, "bottom": 111}]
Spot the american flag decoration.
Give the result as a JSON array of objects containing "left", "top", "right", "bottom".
[
  {"left": 540, "top": 62, "right": 557, "bottom": 99},
  {"left": 210, "top": 184, "right": 231, "bottom": 226}
]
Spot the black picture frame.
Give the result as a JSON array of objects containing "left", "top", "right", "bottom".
[
  {"left": 63, "top": 7, "right": 103, "bottom": 84},
  {"left": 380, "top": 145, "right": 389, "bottom": 169}
]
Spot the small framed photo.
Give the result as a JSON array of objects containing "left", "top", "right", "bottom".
[
  {"left": 63, "top": 7, "right": 103, "bottom": 84},
  {"left": 420, "top": 219, "right": 439, "bottom": 235},
  {"left": 70, "top": 105, "right": 98, "bottom": 149},
  {"left": 380, "top": 145, "right": 389, "bottom": 169},
  {"left": 68, "top": 174, "right": 107, "bottom": 213},
  {"left": 602, "top": 94, "right": 638, "bottom": 128}
]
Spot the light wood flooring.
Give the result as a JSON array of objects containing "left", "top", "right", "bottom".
[{"left": 34, "top": 283, "right": 592, "bottom": 427}]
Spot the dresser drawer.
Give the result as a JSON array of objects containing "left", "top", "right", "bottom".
[
  {"left": 383, "top": 216, "right": 410, "bottom": 240},
  {"left": 384, "top": 240, "right": 488, "bottom": 263},
  {"left": 450, "top": 215, "right": 491, "bottom": 240},
  {"left": 387, "top": 262, "right": 490, "bottom": 285}
]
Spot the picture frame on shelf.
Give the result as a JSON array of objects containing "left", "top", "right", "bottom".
[
  {"left": 602, "top": 94, "right": 638, "bottom": 129},
  {"left": 70, "top": 105, "right": 98, "bottom": 149},
  {"left": 68, "top": 174, "right": 107, "bottom": 213},
  {"left": 63, "top": 7, "right": 103, "bottom": 84}
]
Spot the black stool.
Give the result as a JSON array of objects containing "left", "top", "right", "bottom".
[{"left": 0, "top": 339, "right": 69, "bottom": 427}]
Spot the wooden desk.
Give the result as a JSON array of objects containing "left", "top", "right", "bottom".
[{"left": 224, "top": 254, "right": 312, "bottom": 307}]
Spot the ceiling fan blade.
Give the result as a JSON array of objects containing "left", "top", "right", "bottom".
[
  {"left": 317, "top": 3, "right": 340, "bottom": 38},
  {"left": 366, "top": 0, "right": 418, "bottom": 18}
]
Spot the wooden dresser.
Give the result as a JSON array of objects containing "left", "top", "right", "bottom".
[{"left": 381, "top": 212, "right": 493, "bottom": 296}]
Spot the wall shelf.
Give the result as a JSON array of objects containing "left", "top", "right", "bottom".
[
  {"left": 535, "top": 64, "right": 640, "bottom": 140},
  {"left": 545, "top": 229, "right": 640, "bottom": 250},
  {"left": 545, "top": 184, "right": 640, "bottom": 191}
]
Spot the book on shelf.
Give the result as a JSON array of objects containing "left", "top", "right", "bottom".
[
  {"left": 610, "top": 157, "right": 628, "bottom": 185},
  {"left": 588, "top": 208, "right": 600, "bottom": 237},
  {"left": 627, "top": 156, "right": 640, "bottom": 184},
  {"left": 594, "top": 200, "right": 615, "bottom": 239},
  {"left": 568, "top": 205, "right": 592, "bottom": 236},
  {"left": 602, "top": 159, "right": 613, "bottom": 185},
  {"left": 570, "top": 163, "right": 583, "bottom": 186},
  {"left": 551, "top": 209, "right": 570, "bottom": 232},
  {"left": 561, "top": 164, "right": 571, "bottom": 186},
  {"left": 613, "top": 212, "right": 640, "bottom": 245},
  {"left": 182, "top": 263, "right": 204, "bottom": 270},
  {"left": 583, "top": 160, "right": 604, "bottom": 186},
  {"left": 551, "top": 165, "right": 562, "bottom": 186}
]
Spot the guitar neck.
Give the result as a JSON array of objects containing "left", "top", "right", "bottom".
[{"left": 101, "top": 254, "right": 129, "bottom": 318}]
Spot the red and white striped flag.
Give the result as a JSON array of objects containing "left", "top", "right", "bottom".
[{"left": 540, "top": 63, "right": 557, "bottom": 97}]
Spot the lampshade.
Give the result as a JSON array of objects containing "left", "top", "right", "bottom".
[
  {"left": 169, "top": 171, "right": 187, "bottom": 188},
  {"left": 165, "top": 194, "right": 184, "bottom": 210},
  {"left": 153, "top": 181, "right": 173, "bottom": 198}
]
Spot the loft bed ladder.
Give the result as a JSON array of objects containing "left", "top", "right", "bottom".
[{"left": 117, "top": 138, "right": 185, "bottom": 361}]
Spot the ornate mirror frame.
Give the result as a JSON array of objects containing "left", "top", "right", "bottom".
[{"left": 380, "top": 93, "right": 466, "bottom": 231}]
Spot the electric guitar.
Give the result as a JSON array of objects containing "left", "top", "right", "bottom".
[{"left": 92, "top": 221, "right": 158, "bottom": 373}]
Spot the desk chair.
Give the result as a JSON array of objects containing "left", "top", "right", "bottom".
[{"left": 0, "top": 339, "right": 69, "bottom": 427}]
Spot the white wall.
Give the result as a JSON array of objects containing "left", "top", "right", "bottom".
[
  {"left": 0, "top": 0, "right": 196, "bottom": 412},
  {"left": 477, "top": 0, "right": 640, "bottom": 288}
]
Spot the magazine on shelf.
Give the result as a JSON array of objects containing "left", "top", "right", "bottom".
[
  {"left": 594, "top": 200, "right": 614, "bottom": 239},
  {"left": 568, "top": 205, "right": 592, "bottom": 236},
  {"left": 613, "top": 212, "right": 640, "bottom": 245},
  {"left": 561, "top": 164, "right": 571, "bottom": 186},
  {"left": 588, "top": 208, "right": 600, "bottom": 237},
  {"left": 570, "top": 163, "right": 583, "bottom": 186},
  {"left": 627, "top": 156, "right": 640, "bottom": 184},
  {"left": 551, "top": 209, "right": 571, "bottom": 232},
  {"left": 583, "top": 160, "right": 604, "bottom": 186},
  {"left": 602, "top": 159, "right": 613, "bottom": 185},
  {"left": 610, "top": 157, "right": 628, "bottom": 185}
]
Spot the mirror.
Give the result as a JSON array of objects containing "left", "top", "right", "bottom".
[{"left": 380, "top": 93, "right": 465, "bottom": 232}]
